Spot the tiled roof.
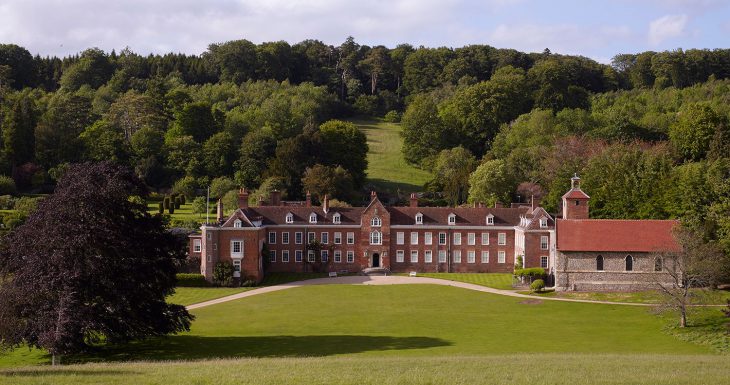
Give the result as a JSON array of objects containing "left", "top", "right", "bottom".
[
  {"left": 388, "top": 206, "right": 527, "bottom": 226},
  {"left": 556, "top": 219, "right": 681, "bottom": 252},
  {"left": 562, "top": 188, "right": 590, "bottom": 199},
  {"left": 243, "top": 206, "right": 365, "bottom": 226}
]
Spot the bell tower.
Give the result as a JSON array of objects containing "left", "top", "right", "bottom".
[{"left": 562, "top": 174, "right": 590, "bottom": 220}]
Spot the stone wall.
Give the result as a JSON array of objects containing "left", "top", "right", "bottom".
[{"left": 555, "top": 251, "right": 675, "bottom": 291}]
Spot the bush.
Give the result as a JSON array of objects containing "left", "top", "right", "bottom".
[
  {"left": 514, "top": 267, "right": 546, "bottom": 278},
  {"left": 241, "top": 279, "right": 256, "bottom": 287},
  {"left": 180, "top": 194, "right": 186, "bottom": 205},
  {"left": 163, "top": 196, "right": 171, "bottom": 209},
  {"left": 0, "top": 195, "right": 16, "bottom": 210},
  {"left": 176, "top": 273, "right": 209, "bottom": 287},
  {"left": 174, "top": 196, "right": 181, "bottom": 209},
  {"left": 158, "top": 201, "right": 164, "bottom": 214},
  {"left": 213, "top": 261, "right": 234, "bottom": 287},
  {"left": 530, "top": 279, "right": 546, "bottom": 292},
  {"left": 172, "top": 176, "right": 197, "bottom": 199},
  {"left": 383, "top": 110, "right": 401, "bottom": 123},
  {"left": 0, "top": 176, "right": 17, "bottom": 195},
  {"left": 168, "top": 204, "right": 175, "bottom": 214},
  {"left": 14, "top": 196, "right": 42, "bottom": 216},
  {"left": 170, "top": 218, "right": 200, "bottom": 229},
  {"left": 353, "top": 95, "right": 379, "bottom": 116}
]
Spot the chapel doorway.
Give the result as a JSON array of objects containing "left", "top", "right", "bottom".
[{"left": 372, "top": 253, "right": 380, "bottom": 268}]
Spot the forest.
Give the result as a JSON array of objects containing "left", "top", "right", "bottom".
[{"left": 0, "top": 38, "right": 729, "bottom": 254}]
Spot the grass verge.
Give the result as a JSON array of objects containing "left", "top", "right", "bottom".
[{"left": 404, "top": 273, "right": 514, "bottom": 290}]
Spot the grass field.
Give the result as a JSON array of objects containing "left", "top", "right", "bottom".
[
  {"left": 353, "top": 118, "right": 432, "bottom": 194},
  {"left": 524, "top": 288, "right": 730, "bottom": 305},
  {"left": 406, "top": 273, "right": 515, "bottom": 290},
  {"left": 146, "top": 200, "right": 205, "bottom": 226}
]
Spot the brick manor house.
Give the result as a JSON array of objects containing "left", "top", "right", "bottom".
[{"left": 189, "top": 175, "right": 680, "bottom": 291}]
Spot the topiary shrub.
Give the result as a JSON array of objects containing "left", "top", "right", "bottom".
[
  {"left": 168, "top": 204, "right": 175, "bottom": 214},
  {"left": 176, "top": 273, "right": 209, "bottom": 287},
  {"left": 163, "top": 196, "right": 171, "bottom": 209},
  {"left": 213, "top": 261, "right": 234, "bottom": 287},
  {"left": 158, "top": 201, "right": 164, "bottom": 214},
  {"left": 530, "top": 279, "right": 545, "bottom": 292},
  {"left": 180, "top": 195, "right": 186, "bottom": 205},
  {"left": 174, "top": 196, "right": 181, "bottom": 209},
  {"left": 514, "top": 267, "right": 546, "bottom": 278}
]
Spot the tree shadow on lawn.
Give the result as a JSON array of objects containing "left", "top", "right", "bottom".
[
  {"left": 76, "top": 335, "right": 452, "bottom": 363},
  {"left": 1, "top": 369, "right": 135, "bottom": 378}
]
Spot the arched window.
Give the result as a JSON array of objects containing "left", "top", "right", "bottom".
[
  {"left": 625, "top": 255, "right": 633, "bottom": 271},
  {"left": 309, "top": 213, "right": 317, "bottom": 224},
  {"left": 596, "top": 255, "right": 604, "bottom": 271},
  {"left": 415, "top": 213, "right": 423, "bottom": 225},
  {"left": 654, "top": 257, "right": 663, "bottom": 272},
  {"left": 371, "top": 217, "right": 382, "bottom": 227},
  {"left": 285, "top": 213, "right": 293, "bottom": 223},
  {"left": 370, "top": 230, "right": 382, "bottom": 245},
  {"left": 333, "top": 213, "right": 341, "bottom": 224}
]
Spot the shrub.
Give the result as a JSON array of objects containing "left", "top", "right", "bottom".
[
  {"left": 163, "top": 196, "right": 171, "bottom": 209},
  {"left": 0, "top": 195, "right": 16, "bottom": 210},
  {"left": 176, "top": 273, "right": 209, "bottom": 287},
  {"left": 170, "top": 218, "right": 200, "bottom": 229},
  {"left": 383, "top": 110, "right": 401, "bottom": 123},
  {"left": 180, "top": 195, "right": 186, "bottom": 205},
  {"left": 241, "top": 279, "right": 256, "bottom": 287},
  {"left": 158, "top": 201, "right": 164, "bottom": 214},
  {"left": 514, "top": 267, "right": 546, "bottom": 278},
  {"left": 14, "top": 196, "right": 42, "bottom": 216},
  {"left": 213, "top": 262, "right": 234, "bottom": 287},
  {"left": 530, "top": 279, "right": 546, "bottom": 292},
  {"left": 3, "top": 212, "right": 26, "bottom": 229},
  {"left": 168, "top": 204, "right": 175, "bottom": 214},
  {"left": 0, "top": 176, "right": 17, "bottom": 195},
  {"left": 172, "top": 176, "right": 197, "bottom": 199},
  {"left": 174, "top": 196, "right": 181, "bottom": 209}
]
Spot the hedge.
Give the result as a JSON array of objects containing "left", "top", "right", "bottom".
[
  {"left": 514, "top": 267, "right": 546, "bottom": 278},
  {"left": 176, "top": 273, "right": 210, "bottom": 287}
]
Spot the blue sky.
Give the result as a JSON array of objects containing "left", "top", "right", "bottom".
[{"left": 1, "top": 0, "right": 728, "bottom": 63}]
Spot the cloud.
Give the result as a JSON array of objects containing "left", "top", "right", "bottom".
[
  {"left": 648, "top": 14, "right": 688, "bottom": 46},
  {"left": 487, "top": 23, "right": 632, "bottom": 56}
]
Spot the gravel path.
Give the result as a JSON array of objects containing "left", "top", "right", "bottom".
[{"left": 186, "top": 275, "right": 663, "bottom": 310}]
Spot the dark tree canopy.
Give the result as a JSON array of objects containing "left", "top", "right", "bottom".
[{"left": 0, "top": 162, "right": 193, "bottom": 358}]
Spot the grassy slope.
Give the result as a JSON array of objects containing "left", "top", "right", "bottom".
[
  {"left": 146, "top": 200, "right": 205, "bottom": 226},
  {"left": 168, "top": 287, "right": 254, "bottom": 306},
  {"left": 352, "top": 118, "right": 432, "bottom": 194},
  {"left": 525, "top": 288, "right": 730, "bottom": 305}
]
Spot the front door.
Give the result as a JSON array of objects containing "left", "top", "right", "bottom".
[
  {"left": 372, "top": 253, "right": 380, "bottom": 268},
  {"left": 233, "top": 259, "right": 241, "bottom": 278}
]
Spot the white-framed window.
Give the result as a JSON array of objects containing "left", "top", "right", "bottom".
[
  {"left": 453, "top": 250, "right": 461, "bottom": 263},
  {"left": 282, "top": 250, "right": 290, "bottom": 263},
  {"left": 285, "top": 213, "right": 293, "bottom": 223},
  {"left": 308, "top": 232, "right": 315, "bottom": 243},
  {"left": 295, "top": 250, "right": 303, "bottom": 262},
  {"left": 333, "top": 213, "right": 341, "bottom": 224},
  {"left": 233, "top": 259, "right": 241, "bottom": 272},
  {"left": 282, "top": 232, "right": 289, "bottom": 244},
  {"left": 410, "top": 250, "right": 418, "bottom": 263},
  {"left": 425, "top": 250, "right": 433, "bottom": 263},
  {"left": 270, "top": 250, "right": 276, "bottom": 262},
  {"left": 486, "top": 215, "right": 494, "bottom": 225},
  {"left": 481, "top": 233, "right": 489, "bottom": 245},
  {"left": 334, "top": 232, "right": 342, "bottom": 244},
  {"left": 234, "top": 219, "right": 243, "bottom": 228},
  {"left": 371, "top": 217, "right": 382, "bottom": 227},
  {"left": 481, "top": 251, "right": 489, "bottom": 263},
  {"left": 540, "top": 256, "right": 548, "bottom": 268},
  {"left": 498, "top": 250, "right": 506, "bottom": 264},
  {"left": 424, "top": 232, "right": 432, "bottom": 245},
  {"left": 307, "top": 250, "right": 315, "bottom": 262},
  {"left": 453, "top": 232, "right": 462, "bottom": 245},
  {"left": 346, "top": 250, "right": 355, "bottom": 263},
  {"left": 346, "top": 232, "right": 355, "bottom": 244},
  {"left": 268, "top": 232, "right": 276, "bottom": 244},
  {"left": 370, "top": 230, "right": 382, "bottom": 245},
  {"left": 498, "top": 232, "right": 506, "bottom": 245},
  {"left": 396, "top": 232, "right": 405, "bottom": 245},
  {"left": 334, "top": 250, "right": 342, "bottom": 263},
  {"left": 321, "top": 250, "right": 328, "bottom": 262},
  {"left": 415, "top": 213, "right": 423, "bottom": 224},
  {"left": 448, "top": 214, "right": 456, "bottom": 225},
  {"left": 438, "top": 250, "right": 447, "bottom": 263},
  {"left": 410, "top": 232, "right": 419, "bottom": 245},
  {"left": 231, "top": 240, "right": 243, "bottom": 257},
  {"left": 193, "top": 239, "right": 201, "bottom": 252},
  {"left": 295, "top": 232, "right": 303, "bottom": 244},
  {"left": 321, "top": 232, "right": 329, "bottom": 244},
  {"left": 467, "top": 250, "right": 476, "bottom": 264},
  {"left": 467, "top": 233, "right": 476, "bottom": 245},
  {"left": 439, "top": 232, "right": 447, "bottom": 245},
  {"left": 309, "top": 213, "right": 317, "bottom": 223},
  {"left": 396, "top": 250, "right": 404, "bottom": 263},
  {"left": 540, "top": 218, "right": 548, "bottom": 228},
  {"left": 541, "top": 235, "right": 549, "bottom": 250}
]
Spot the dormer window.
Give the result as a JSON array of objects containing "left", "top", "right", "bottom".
[
  {"left": 309, "top": 213, "right": 317, "bottom": 224},
  {"left": 539, "top": 218, "right": 548, "bottom": 228},
  {"left": 234, "top": 219, "right": 243, "bottom": 228},
  {"left": 371, "top": 217, "right": 382, "bottom": 227},
  {"left": 486, "top": 214, "right": 494, "bottom": 226},
  {"left": 285, "top": 213, "right": 294, "bottom": 224},
  {"left": 333, "top": 213, "right": 341, "bottom": 224},
  {"left": 448, "top": 214, "right": 456, "bottom": 225},
  {"left": 415, "top": 213, "right": 423, "bottom": 225}
]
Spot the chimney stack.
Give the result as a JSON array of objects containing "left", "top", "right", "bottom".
[
  {"left": 305, "top": 191, "right": 312, "bottom": 207},
  {"left": 410, "top": 193, "right": 418, "bottom": 208},
  {"left": 270, "top": 189, "right": 282, "bottom": 206},
  {"left": 238, "top": 188, "right": 249, "bottom": 209},
  {"left": 216, "top": 199, "right": 224, "bottom": 222},
  {"left": 370, "top": 191, "right": 377, "bottom": 201},
  {"left": 258, "top": 196, "right": 266, "bottom": 207},
  {"left": 323, "top": 194, "right": 329, "bottom": 213},
  {"left": 494, "top": 201, "right": 503, "bottom": 208}
]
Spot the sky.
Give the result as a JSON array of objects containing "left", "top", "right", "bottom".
[{"left": 1, "top": 0, "right": 729, "bottom": 63}]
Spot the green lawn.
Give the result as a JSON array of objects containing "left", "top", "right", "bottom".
[
  {"left": 353, "top": 118, "right": 432, "bottom": 194},
  {"left": 406, "top": 273, "right": 515, "bottom": 290},
  {"left": 146, "top": 200, "right": 206, "bottom": 227},
  {"left": 168, "top": 287, "right": 254, "bottom": 306},
  {"left": 524, "top": 288, "right": 730, "bottom": 305}
]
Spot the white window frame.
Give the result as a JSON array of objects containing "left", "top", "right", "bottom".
[
  {"left": 415, "top": 213, "right": 423, "bottom": 224},
  {"left": 309, "top": 213, "right": 317, "bottom": 224},
  {"left": 295, "top": 250, "right": 303, "bottom": 262},
  {"left": 334, "top": 250, "right": 342, "bottom": 263},
  {"left": 307, "top": 250, "right": 315, "bottom": 262},
  {"left": 371, "top": 217, "right": 382, "bottom": 227},
  {"left": 410, "top": 232, "right": 418, "bottom": 245},
  {"left": 424, "top": 250, "right": 433, "bottom": 263},
  {"left": 396, "top": 250, "right": 404, "bottom": 263},
  {"left": 448, "top": 214, "right": 456, "bottom": 225},
  {"left": 282, "top": 232, "right": 289, "bottom": 244},
  {"left": 234, "top": 219, "right": 243, "bottom": 228},
  {"left": 396, "top": 232, "right": 405, "bottom": 245},
  {"left": 481, "top": 232, "right": 489, "bottom": 245},
  {"left": 295, "top": 232, "right": 303, "bottom": 244},
  {"left": 540, "top": 256, "right": 549, "bottom": 269},
  {"left": 193, "top": 239, "right": 201, "bottom": 253},
  {"left": 438, "top": 250, "right": 447, "bottom": 263},
  {"left": 346, "top": 232, "right": 355, "bottom": 244},
  {"left": 410, "top": 250, "right": 418, "bottom": 263},
  {"left": 486, "top": 215, "right": 494, "bottom": 225},
  {"left": 540, "top": 218, "right": 548, "bottom": 228},
  {"left": 321, "top": 250, "right": 328, "bottom": 262},
  {"left": 370, "top": 230, "right": 382, "bottom": 245},
  {"left": 467, "top": 232, "right": 476, "bottom": 245},
  {"left": 285, "top": 213, "right": 294, "bottom": 224},
  {"left": 424, "top": 232, "right": 432, "bottom": 245},
  {"left": 346, "top": 250, "right": 355, "bottom": 263},
  {"left": 481, "top": 251, "right": 489, "bottom": 263},
  {"left": 334, "top": 232, "right": 342, "bottom": 244},
  {"left": 498, "top": 232, "right": 506, "bottom": 246},
  {"left": 282, "top": 250, "right": 290, "bottom": 263},
  {"left": 467, "top": 250, "right": 476, "bottom": 264},
  {"left": 453, "top": 232, "right": 462, "bottom": 245},
  {"left": 231, "top": 240, "right": 243, "bottom": 258},
  {"left": 453, "top": 250, "right": 461, "bottom": 263},
  {"left": 498, "top": 250, "right": 506, "bottom": 264},
  {"left": 270, "top": 250, "right": 276, "bottom": 262},
  {"left": 268, "top": 231, "right": 276, "bottom": 244},
  {"left": 439, "top": 232, "right": 447, "bottom": 245},
  {"left": 333, "top": 213, "right": 341, "bottom": 224},
  {"left": 308, "top": 232, "right": 315, "bottom": 243},
  {"left": 541, "top": 235, "right": 549, "bottom": 250},
  {"left": 321, "top": 232, "right": 329, "bottom": 244}
]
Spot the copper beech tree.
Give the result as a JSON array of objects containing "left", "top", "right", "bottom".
[{"left": 0, "top": 162, "right": 193, "bottom": 365}]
